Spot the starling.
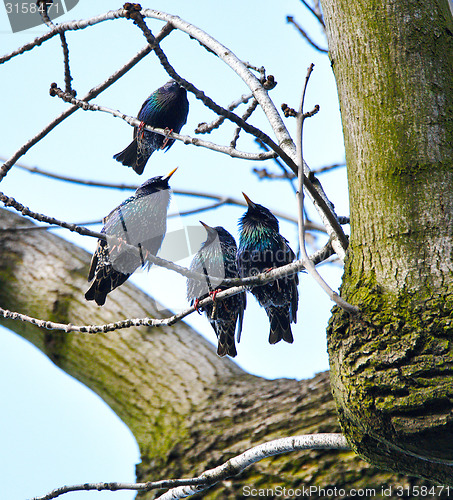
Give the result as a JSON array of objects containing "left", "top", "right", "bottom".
[
  {"left": 113, "top": 80, "right": 189, "bottom": 175},
  {"left": 187, "top": 222, "right": 246, "bottom": 357},
  {"left": 237, "top": 193, "right": 299, "bottom": 344},
  {"left": 85, "top": 168, "right": 177, "bottom": 306}
]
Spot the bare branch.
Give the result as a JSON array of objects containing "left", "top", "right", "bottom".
[
  {"left": 157, "top": 434, "right": 349, "bottom": 500},
  {"left": 37, "top": 0, "right": 55, "bottom": 28},
  {"left": 1, "top": 189, "right": 332, "bottom": 287},
  {"left": 5, "top": 158, "right": 138, "bottom": 191},
  {"left": 0, "top": 233, "right": 334, "bottom": 333},
  {"left": 0, "top": 192, "right": 105, "bottom": 240},
  {"left": 313, "top": 162, "right": 346, "bottom": 174},
  {"left": 0, "top": 9, "right": 126, "bottom": 64},
  {"left": 59, "top": 33, "right": 74, "bottom": 95},
  {"left": 49, "top": 85, "right": 275, "bottom": 161},
  {"left": 31, "top": 434, "right": 348, "bottom": 500}
]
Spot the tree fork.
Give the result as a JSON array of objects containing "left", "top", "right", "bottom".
[{"left": 323, "top": 0, "right": 453, "bottom": 481}]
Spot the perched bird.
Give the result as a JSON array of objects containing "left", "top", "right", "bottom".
[
  {"left": 85, "top": 168, "right": 177, "bottom": 306},
  {"left": 187, "top": 222, "right": 246, "bottom": 357},
  {"left": 114, "top": 80, "right": 189, "bottom": 175},
  {"left": 237, "top": 193, "right": 299, "bottom": 344}
]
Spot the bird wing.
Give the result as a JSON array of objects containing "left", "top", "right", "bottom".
[
  {"left": 280, "top": 236, "right": 299, "bottom": 321},
  {"left": 236, "top": 291, "right": 247, "bottom": 343},
  {"left": 87, "top": 240, "right": 101, "bottom": 281}
]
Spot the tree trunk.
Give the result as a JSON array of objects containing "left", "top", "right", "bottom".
[{"left": 322, "top": 0, "right": 453, "bottom": 483}]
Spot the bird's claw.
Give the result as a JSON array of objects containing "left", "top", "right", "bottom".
[
  {"left": 161, "top": 128, "right": 173, "bottom": 149},
  {"left": 138, "top": 121, "right": 146, "bottom": 140},
  {"left": 209, "top": 289, "right": 221, "bottom": 301},
  {"left": 194, "top": 298, "right": 202, "bottom": 315}
]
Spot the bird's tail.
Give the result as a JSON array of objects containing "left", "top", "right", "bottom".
[
  {"left": 215, "top": 322, "right": 238, "bottom": 358},
  {"left": 113, "top": 139, "right": 147, "bottom": 175},
  {"left": 267, "top": 306, "right": 294, "bottom": 344},
  {"left": 85, "top": 266, "right": 130, "bottom": 306}
]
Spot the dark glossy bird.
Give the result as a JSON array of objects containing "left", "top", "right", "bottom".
[
  {"left": 187, "top": 222, "right": 246, "bottom": 357},
  {"left": 237, "top": 193, "right": 298, "bottom": 344},
  {"left": 85, "top": 168, "right": 177, "bottom": 306},
  {"left": 113, "top": 80, "right": 189, "bottom": 175}
]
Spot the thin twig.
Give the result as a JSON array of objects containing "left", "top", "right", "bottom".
[
  {"left": 254, "top": 139, "right": 298, "bottom": 193},
  {"left": 0, "top": 192, "right": 105, "bottom": 240},
  {"left": 295, "top": 65, "right": 358, "bottom": 314},
  {"left": 298, "top": 0, "right": 326, "bottom": 28},
  {"left": 195, "top": 93, "right": 253, "bottom": 134},
  {"left": 2, "top": 158, "right": 302, "bottom": 225},
  {"left": 37, "top": 0, "right": 74, "bottom": 94},
  {"left": 37, "top": 1, "right": 54, "bottom": 28},
  {"left": 253, "top": 165, "right": 348, "bottom": 181},
  {"left": 59, "top": 33, "right": 74, "bottom": 95},
  {"left": 230, "top": 98, "right": 259, "bottom": 148},
  {"left": 286, "top": 16, "right": 328, "bottom": 53},
  {"left": 31, "top": 434, "right": 348, "bottom": 500}
]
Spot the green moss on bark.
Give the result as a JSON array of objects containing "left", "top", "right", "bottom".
[{"left": 328, "top": 257, "right": 453, "bottom": 468}]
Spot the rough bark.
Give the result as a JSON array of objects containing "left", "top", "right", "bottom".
[
  {"left": 1, "top": 208, "right": 450, "bottom": 498},
  {"left": 323, "top": 0, "right": 453, "bottom": 483}
]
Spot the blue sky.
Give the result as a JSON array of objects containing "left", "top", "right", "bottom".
[{"left": 0, "top": 1, "right": 348, "bottom": 498}]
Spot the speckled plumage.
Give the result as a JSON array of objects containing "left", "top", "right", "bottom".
[
  {"left": 187, "top": 223, "right": 246, "bottom": 357},
  {"left": 85, "top": 169, "right": 176, "bottom": 306},
  {"left": 114, "top": 80, "right": 189, "bottom": 175},
  {"left": 237, "top": 194, "right": 298, "bottom": 344}
]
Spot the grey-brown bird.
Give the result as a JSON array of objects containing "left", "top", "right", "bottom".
[{"left": 187, "top": 222, "right": 246, "bottom": 357}]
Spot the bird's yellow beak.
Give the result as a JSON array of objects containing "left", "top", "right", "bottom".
[
  {"left": 163, "top": 167, "right": 178, "bottom": 181},
  {"left": 242, "top": 192, "right": 256, "bottom": 209}
]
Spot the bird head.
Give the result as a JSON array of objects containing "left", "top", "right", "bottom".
[
  {"left": 199, "top": 221, "right": 218, "bottom": 244},
  {"left": 240, "top": 193, "right": 280, "bottom": 232},
  {"left": 199, "top": 222, "right": 237, "bottom": 249},
  {"left": 162, "top": 79, "right": 186, "bottom": 93},
  {"left": 135, "top": 167, "right": 177, "bottom": 195}
]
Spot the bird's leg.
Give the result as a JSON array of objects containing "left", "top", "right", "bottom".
[
  {"left": 193, "top": 298, "right": 203, "bottom": 315},
  {"left": 161, "top": 128, "right": 174, "bottom": 149},
  {"left": 209, "top": 289, "right": 221, "bottom": 319},
  {"left": 138, "top": 121, "right": 146, "bottom": 140}
]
